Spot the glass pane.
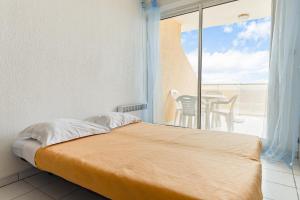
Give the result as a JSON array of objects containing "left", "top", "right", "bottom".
[
  {"left": 160, "top": 11, "right": 199, "bottom": 128},
  {"left": 201, "top": 0, "right": 271, "bottom": 138}
]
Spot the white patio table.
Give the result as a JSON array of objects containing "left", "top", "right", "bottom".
[{"left": 201, "top": 94, "right": 227, "bottom": 129}]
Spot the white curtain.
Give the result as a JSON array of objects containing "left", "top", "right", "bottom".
[
  {"left": 263, "top": 0, "right": 300, "bottom": 165},
  {"left": 142, "top": 0, "right": 163, "bottom": 123}
]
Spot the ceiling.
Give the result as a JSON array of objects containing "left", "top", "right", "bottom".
[
  {"left": 162, "top": 0, "right": 271, "bottom": 31},
  {"left": 159, "top": 0, "right": 200, "bottom": 6}
]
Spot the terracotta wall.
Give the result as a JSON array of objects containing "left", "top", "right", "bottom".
[{"left": 160, "top": 19, "right": 198, "bottom": 123}]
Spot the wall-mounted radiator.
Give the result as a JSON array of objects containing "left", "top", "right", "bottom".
[{"left": 117, "top": 103, "right": 147, "bottom": 113}]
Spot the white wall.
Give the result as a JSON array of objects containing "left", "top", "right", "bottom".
[{"left": 0, "top": 0, "right": 146, "bottom": 179}]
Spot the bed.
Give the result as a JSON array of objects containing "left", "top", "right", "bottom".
[{"left": 14, "top": 122, "right": 262, "bottom": 200}]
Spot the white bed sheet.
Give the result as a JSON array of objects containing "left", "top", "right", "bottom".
[{"left": 12, "top": 139, "right": 41, "bottom": 167}]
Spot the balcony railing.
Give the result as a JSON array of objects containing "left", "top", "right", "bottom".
[{"left": 202, "top": 83, "right": 268, "bottom": 116}]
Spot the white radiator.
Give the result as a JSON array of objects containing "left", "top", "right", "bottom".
[{"left": 117, "top": 103, "right": 147, "bottom": 113}]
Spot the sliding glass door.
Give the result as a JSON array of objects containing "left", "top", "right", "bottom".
[
  {"left": 201, "top": 0, "right": 271, "bottom": 138},
  {"left": 159, "top": 0, "right": 271, "bottom": 137},
  {"left": 159, "top": 11, "right": 199, "bottom": 128}
]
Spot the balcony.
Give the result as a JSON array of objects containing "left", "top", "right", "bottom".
[
  {"left": 202, "top": 83, "right": 267, "bottom": 138},
  {"left": 160, "top": 4, "right": 270, "bottom": 138},
  {"left": 163, "top": 83, "right": 267, "bottom": 138}
]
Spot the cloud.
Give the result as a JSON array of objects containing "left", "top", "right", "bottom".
[
  {"left": 234, "top": 19, "right": 271, "bottom": 47},
  {"left": 223, "top": 26, "right": 233, "bottom": 33},
  {"left": 186, "top": 49, "right": 269, "bottom": 84},
  {"left": 182, "top": 17, "right": 271, "bottom": 84}
]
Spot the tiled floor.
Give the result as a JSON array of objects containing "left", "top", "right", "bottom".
[
  {"left": 262, "top": 159, "right": 300, "bottom": 200},
  {"left": 0, "top": 173, "right": 108, "bottom": 200},
  {"left": 1, "top": 159, "right": 300, "bottom": 200}
]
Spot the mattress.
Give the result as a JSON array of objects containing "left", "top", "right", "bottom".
[
  {"left": 34, "top": 123, "right": 262, "bottom": 200},
  {"left": 12, "top": 138, "right": 41, "bottom": 166}
]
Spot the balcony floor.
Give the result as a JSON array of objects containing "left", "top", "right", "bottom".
[
  {"left": 165, "top": 114, "right": 266, "bottom": 138},
  {"left": 208, "top": 114, "right": 266, "bottom": 138}
]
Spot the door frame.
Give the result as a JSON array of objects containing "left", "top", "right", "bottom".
[{"left": 160, "top": 0, "right": 238, "bottom": 129}]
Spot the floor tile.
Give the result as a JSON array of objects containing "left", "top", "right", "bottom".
[
  {"left": 24, "top": 173, "right": 60, "bottom": 188},
  {"left": 0, "top": 174, "right": 18, "bottom": 188},
  {"left": 39, "top": 178, "right": 78, "bottom": 200},
  {"left": 14, "top": 189, "right": 53, "bottom": 200},
  {"left": 293, "top": 160, "right": 300, "bottom": 176},
  {"left": 0, "top": 181, "right": 34, "bottom": 200},
  {"left": 262, "top": 168, "right": 295, "bottom": 187},
  {"left": 19, "top": 168, "right": 41, "bottom": 180},
  {"left": 293, "top": 175, "right": 300, "bottom": 189},
  {"left": 62, "top": 189, "right": 108, "bottom": 200},
  {"left": 261, "top": 159, "right": 292, "bottom": 174},
  {"left": 262, "top": 181, "right": 298, "bottom": 200}
]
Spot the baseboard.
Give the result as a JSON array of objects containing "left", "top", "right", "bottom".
[{"left": 0, "top": 167, "right": 41, "bottom": 188}]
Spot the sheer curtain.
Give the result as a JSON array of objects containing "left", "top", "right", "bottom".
[
  {"left": 263, "top": 0, "right": 300, "bottom": 165},
  {"left": 142, "top": 0, "right": 163, "bottom": 123}
]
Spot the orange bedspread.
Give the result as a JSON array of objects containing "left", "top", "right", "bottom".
[{"left": 35, "top": 122, "right": 262, "bottom": 200}]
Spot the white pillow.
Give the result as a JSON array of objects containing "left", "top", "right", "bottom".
[
  {"left": 17, "top": 119, "right": 110, "bottom": 147},
  {"left": 86, "top": 112, "right": 141, "bottom": 129}
]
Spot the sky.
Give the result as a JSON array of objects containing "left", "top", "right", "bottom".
[{"left": 181, "top": 17, "right": 271, "bottom": 84}]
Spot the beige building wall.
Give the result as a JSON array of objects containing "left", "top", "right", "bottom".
[
  {"left": 160, "top": 19, "right": 198, "bottom": 123},
  {"left": 160, "top": 20, "right": 267, "bottom": 123}
]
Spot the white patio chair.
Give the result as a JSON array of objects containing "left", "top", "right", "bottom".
[
  {"left": 169, "top": 89, "right": 182, "bottom": 126},
  {"left": 210, "top": 95, "right": 238, "bottom": 132},
  {"left": 176, "top": 95, "right": 197, "bottom": 128}
]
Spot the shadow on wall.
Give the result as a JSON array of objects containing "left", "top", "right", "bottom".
[{"left": 160, "top": 19, "right": 198, "bottom": 123}]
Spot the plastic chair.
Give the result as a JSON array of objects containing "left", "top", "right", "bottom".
[
  {"left": 169, "top": 90, "right": 182, "bottom": 126},
  {"left": 210, "top": 95, "right": 238, "bottom": 132},
  {"left": 176, "top": 95, "right": 197, "bottom": 128}
]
